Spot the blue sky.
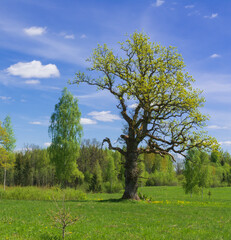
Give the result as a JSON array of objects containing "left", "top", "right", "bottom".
[{"left": 1, "top": 0, "right": 231, "bottom": 152}]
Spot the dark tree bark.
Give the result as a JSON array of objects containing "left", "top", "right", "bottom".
[
  {"left": 121, "top": 139, "right": 140, "bottom": 200},
  {"left": 122, "top": 153, "right": 140, "bottom": 200}
]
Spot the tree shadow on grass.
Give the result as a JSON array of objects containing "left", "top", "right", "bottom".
[
  {"left": 61, "top": 198, "right": 139, "bottom": 204},
  {"left": 97, "top": 198, "right": 139, "bottom": 204}
]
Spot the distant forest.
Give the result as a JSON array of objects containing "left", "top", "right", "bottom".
[{"left": 1, "top": 138, "right": 231, "bottom": 193}]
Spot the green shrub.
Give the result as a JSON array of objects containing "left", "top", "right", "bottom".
[
  {"left": 145, "top": 172, "right": 177, "bottom": 186},
  {"left": 103, "top": 181, "right": 123, "bottom": 193}
]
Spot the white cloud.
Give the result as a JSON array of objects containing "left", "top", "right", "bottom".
[
  {"left": 6, "top": 60, "right": 60, "bottom": 78},
  {"left": 128, "top": 103, "right": 138, "bottom": 109},
  {"left": 207, "top": 125, "right": 228, "bottom": 130},
  {"left": 156, "top": 0, "right": 165, "bottom": 7},
  {"left": 204, "top": 13, "right": 218, "bottom": 19},
  {"left": 24, "top": 26, "right": 46, "bottom": 36},
  {"left": 65, "top": 34, "right": 75, "bottom": 39},
  {"left": 210, "top": 53, "right": 221, "bottom": 58},
  {"left": 29, "top": 121, "right": 42, "bottom": 125},
  {"left": 80, "top": 34, "right": 87, "bottom": 39},
  {"left": 0, "top": 96, "right": 11, "bottom": 100},
  {"left": 185, "top": 5, "right": 194, "bottom": 9},
  {"left": 211, "top": 13, "right": 218, "bottom": 18},
  {"left": 28, "top": 117, "right": 49, "bottom": 126},
  {"left": 88, "top": 111, "right": 121, "bottom": 122},
  {"left": 219, "top": 141, "right": 231, "bottom": 146},
  {"left": 24, "top": 80, "right": 40, "bottom": 85},
  {"left": 44, "top": 142, "right": 51, "bottom": 147},
  {"left": 0, "top": 19, "right": 85, "bottom": 66},
  {"left": 151, "top": 0, "right": 164, "bottom": 7},
  {"left": 80, "top": 118, "right": 97, "bottom": 125}
]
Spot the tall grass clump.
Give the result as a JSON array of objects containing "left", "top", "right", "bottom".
[{"left": 0, "top": 186, "right": 86, "bottom": 201}]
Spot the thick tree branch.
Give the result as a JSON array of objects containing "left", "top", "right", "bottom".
[{"left": 102, "top": 137, "right": 126, "bottom": 155}]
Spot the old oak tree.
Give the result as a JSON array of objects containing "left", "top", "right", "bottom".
[{"left": 71, "top": 32, "right": 217, "bottom": 200}]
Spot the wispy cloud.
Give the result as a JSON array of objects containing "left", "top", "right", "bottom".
[
  {"left": 151, "top": 0, "right": 165, "bottom": 7},
  {"left": 75, "top": 90, "right": 116, "bottom": 109},
  {"left": 192, "top": 73, "right": 231, "bottom": 107},
  {"left": 24, "top": 80, "right": 40, "bottom": 85},
  {"left": 194, "top": 73, "right": 231, "bottom": 94},
  {"left": 29, "top": 121, "right": 42, "bottom": 125},
  {"left": 29, "top": 116, "right": 49, "bottom": 126},
  {"left": 219, "top": 141, "right": 231, "bottom": 146},
  {"left": 64, "top": 34, "right": 75, "bottom": 39},
  {"left": 210, "top": 53, "right": 221, "bottom": 58},
  {"left": 0, "top": 71, "right": 61, "bottom": 91},
  {"left": 207, "top": 125, "right": 228, "bottom": 130},
  {"left": 80, "top": 118, "right": 97, "bottom": 125},
  {"left": 204, "top": 13, "right": 218, "bottom": 19},
  {"left": 24, "top": 26, "right": 46, "bottom": 36},
  {"left": 0, "top": 19, "right": 86, "bottom": 66},
  {"left": 88, "top": 111, "right": 121, "bottom": 122},
  {"left": 80, "top": 34, "right": 87, "bottom": 39},
  {"left": 185, "top": 5, "right": 194, "bottom": 9},
  {"left": 0, "top": 96, "right": 11, "bottom": 101},
  {"left": 6, "top": 60, "right": 60, "bottom": 78},
  {"left": 76, "top": 91, "right": 111, "bottom": 100}
]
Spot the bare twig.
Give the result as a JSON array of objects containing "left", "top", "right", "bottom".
[{"left": 48, "top": 195, "right": 79, "bottom": 239}]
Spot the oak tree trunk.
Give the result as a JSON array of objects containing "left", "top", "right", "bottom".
[{"left": 122, "top": 150, "right": 140, "bottom": 200}]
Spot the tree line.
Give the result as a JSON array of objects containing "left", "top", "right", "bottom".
[
  {"left": 1, "top": 137, "right": 231, "bottom": 195},
  {"left": 0, "top": 139, "right": 178, "bottom": 192}
]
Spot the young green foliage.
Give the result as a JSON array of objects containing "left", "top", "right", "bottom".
[
  {"left": 71, "top": 32, "right": 218, "bottom": 199},
  {"left": 0, "top": 121, "right": 9, "bottom": 149},
  {"left": 49, "top": 87, "right": 83, "bottom": 187},
  {"left": 2, "top": 116, "right": 16, "bottom": 190},
  {"left": 106, "top": 153, "right": 117, "bottom": 192},
  {"left": 183, "top": 148, "right": 210, "bottom": 198},
  {"left": 3, "top": 116, "right": 16, "bottom": 152}
]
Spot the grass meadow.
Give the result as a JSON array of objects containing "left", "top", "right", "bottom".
[{"left": 0, "top": 186, "right": 231, "bottom": 239}]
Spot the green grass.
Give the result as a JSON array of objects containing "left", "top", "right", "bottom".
[{"left": 1, "top": 186, "right": 231, "bottom": 239}]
